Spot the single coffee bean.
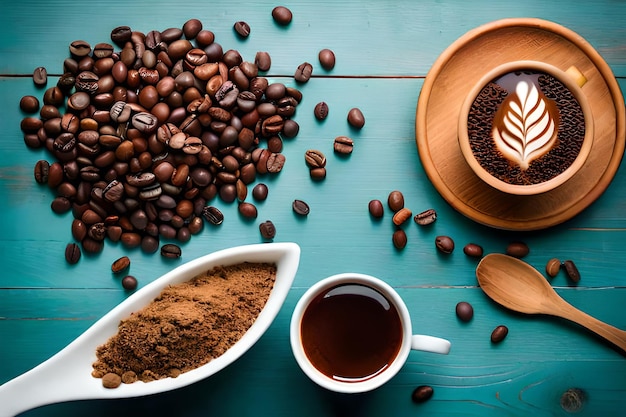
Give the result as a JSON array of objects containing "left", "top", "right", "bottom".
[
  {"left": 455, "top": 301, "right": 474, "bottom": 322},
  {"left": 414, "top": 208, "right": 437, "bottom": 226},
  {"left": 545, "top": 258, "right": 562, "bottom": 278},
  {"left": 491, "top": 325, "right": 509, "bottom": 343},
  {"left": 183, "top": 18, "right": 203, "bottom": 39},
  {"left": 282, "top": 119, "right": 299, "bottom": 138},
  {"left": 411, "top": 385, "right": 434, "bottom": 404},
  {"left": 122, "top": 275, "right": 138, "bottom": 291},
  {"left": 234, "top": 21, "right": 251, "bottom": 38},
  {"left": 110, "top": 26, "right": 132, "bottom": 46},
  {"left": 506, "top": 241, "right": 529, "bottom": 258},
  {"left": 266, "top": 153, "right": 286, "bottom": 173},
  {"left": 392, "top": 229, "right": 407, "bottom": 249},
  {"left": 33, "top": 66, "right": 48, "bottom": 87},
  {"left": 71, "top": 219, "right": 87, "bottom": 241},
  {"left": 202, "top": 206, "right": 224, "bottom": 225},
  {"left": 238, "top": 202, "right": 258, "bottom": 219},
  {"left": 392, "top": 207, "right": 412, "bottom": 226},
  {"left": 347, "top": 107, "right": 365, "bottom": 129},
  {"left": 20, "top": 95, "right": 40, "bottom": 113},
  {"left": 563, "top": 260, "right": 581, "bottom": 283},
  {"left": 333, "top": 136, "right": 354, "bottom": 154},
  {"left": 111, "top": 256, "right": 131, "bottom": 274},
  {"left": 387, "top": 190, "right": 404, "bottom": 212},
  {"left": 255, "top": 51, "right": 271, "bottom": 72},
  {"left": 294, "top": 62, "right": 313, "bottom": 83},
  {"left": 252, "top": 183, "right": 269, "bottom": 201},
  {"left": 259, "top": 220, "right": 276, "bottom": 240},
  {"left": 34, "top": 160, "right": 50, "bottom": 184},
  {"left": 51, "top": 196, "right": 72, "bottom": 213},
  {"left": 272, "top": 6, "right": 293, "bottom": 25},
  {"left": 160, "top": 243, "right": 182, "bottom": 259},
  {"left": 463, "top": 243, "right": 484, "bottom": 258},
  {"left": 309, "top": 167, "right": 326, "bottom": 181},
  {"left": 435, "top": 235, "right": 455, "bottom": 254},
  {"left": 304, "top": 149, "right": 326, "bottom": 169},
  {"left": 318, "top": 49, "right": 336, "bottom": 70},
  {"left": 368, "top": 199, "right": 384, "bottom": 219},
  {"left": 292, "top": 199, "right": 310, "bottom": 216},
  {"left": 141, "top": 235, "right": 160, "bottom": 253},
  {"left": 65, "top": 243, "right": 81, "bottom": 264},
  {"left": 311, "top": 101, "right": 330, "bottom": 123}
]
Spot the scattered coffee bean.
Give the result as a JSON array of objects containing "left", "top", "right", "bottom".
[
  {"left": 387, "top": 190, "right": 404, "bottom": 212},
  {"left": 318, "top": 49, "right": 336, "bottom": 70},
  {"left": 33, "top": 160, "right": 50, "bottom": 184},
  {"left": 255, "top": 51, "right": 271, "bottom": 71},
  {"left": 414, "top": 208, "right": 437, "bottom": 226},
  {"left": 506, "top": 241, "right": 529, "bottom": 258},
  {"left": 64, "top": 242, "right": 81, "bottom": 264},
  {"left": 111, "top": 256, "right": 131, "bottom": 274},
  {"left": 491, "top": 325, "right": 509, "bottom": 343},
  {"left": 333, "top": 136, "right": 354, "bottom": 154},
  {"left": 292, "top": 199, "right": 310, "bottom": 216},
  {"left": 259, "top": 220, "right": 276, "bottom": 240},
  {"left": 272, "top": 6, "right": 293, "bottom": 25},
  {"left": 121, "top": 275, "right": 138, "bottom": 291},
  {"left": 32, "top": 66, "right": 47, "bottom": 87},
  {"left": 252, "top": 183, "right": 269, "bottom": 201},
  {"left": 102, "top": 372, "right": 122, "bottom": 389},
  {"left": 160, "top": 244, "right": 182, "bottom": 259},
  {"left": 347, "top": 107, "right": 365, "bottom": 129},
  {"left": 435, "top": 235, "right": 455, "bottom": 254},
  {"left": 20, "top": 95, "right": 40, "bottom": 113},
  {"left": 368, "top": 199, "right": 384, "bottom": 219},
  {"left": 463, "top": 243, "right": 484, "bottom": 258},
  {"left": 238, "top": 202, "right": 258, "bottom": 219},
  {"left": 294, "top": 62, "right": 313, "bottom": 83},
  {"left": 455, "top": 301, "right": 474, "bottom": 322},
  {"left": 305, "top": 149, "right": 326, "bottom": 168},
  {"left": 563, "top": 260, "right": 581, "bottom": 283},
  {"left": 314, "top": 102, "right": 329, "bottom": 120},
  {"left": 392, "top": 207, "right": 412, "bottom": 226},
  {"left": 202, "top": 206, "right": 224, "bottom": 225},
  {"left": 234, "top": 21, "right": 251, "bottom": 38},
  {"left": 411, "top": 385, "right": 434, "bottom": 403},
  {"left": 309, "top": 167, "right": 327, "bottom": 181},
  {"left": 545, "top": 258, "right": 562, "bottom": 278},
  {"left": 392, "top": 229, "right": 407, "bottom": 249}
]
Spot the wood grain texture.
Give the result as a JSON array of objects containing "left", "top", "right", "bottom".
[{"left": 1, "top": 1, "right": 625, "bottom": 416}]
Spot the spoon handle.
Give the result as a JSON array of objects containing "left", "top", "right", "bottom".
[{"left": 555, "top": 299, "right": 626, "bottom": 353}]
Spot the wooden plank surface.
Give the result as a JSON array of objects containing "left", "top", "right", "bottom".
[{"left": 1, "top": 1, "right": 625, "bottom": 416}]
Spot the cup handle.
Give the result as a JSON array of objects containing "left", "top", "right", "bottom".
[
  {"left": 411, "top": 335, "right": 451, "bottom": 354},
  {"left": 565, "top": 65, "right": 587, "bottom": 88}
]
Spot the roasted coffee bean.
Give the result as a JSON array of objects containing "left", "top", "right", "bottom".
[
  {"left": 282, "top": 119, "right": 299, "bottom": 138},
  {"left": 463, "top": 243, "right": 484, "bottom": 258},
  {"left": 387, "top": 190, "right": 404, "bottom": 212},
  {"left": 182, "top": 18, "right": 203, "bottom": 39},
  {"left": 304, "top": 149, "right": 326, "bottom": 168},
  {"left": 51, "top": 196, "right": 72, "bottom": 213},
  {"left": 455, "top": 301, "right": 474, "bottom": 322},
  {"left": 252, "top": 183, "right": 268, "bottom": 201},
  {"left": 122, "top": 275, "right": 138, "bottom": 290},
  {"left": 238, "top": 202, "right": 258, "bottom": 219},
  {"left": 88, "top": 223, "right": 107, "bottom": 241},
  {"left": 292, "top": 199, "right": 310, "bottom": 216},
  {"left": 333, "top": 136, "right": 353, "bottom": 154},
  {"left": 121, "top": 232, "right": 142, "bottom": 248},
  {"left": 272, "top": 6, "right": 293, "bottom": 25},
  {"left": 82, "top": 237, "right": 104, "bottom": 254},
  {"left": 69, "top": 40, "right": 91, "bottom": 57},
  {"left": 110, "top": 26, "right": 132, "bottom": 46},
  {"left": 392, "top": 207, "right": 412, "bottom": 226},
  {"left": 491, "top": 325, "right": 509, "bottom": 343},
  {"left": 255, "top": 51, "right": 271, "bottom": 72},
  {"left": 141, "top": 235, "right": 160, "bottom": 253},
  {"left": 563, "top": 260, "right": 581, "bottom": 283},
  {"left": 366, "top": 200, "right": 383, "bottom": 219},
  {"left": 111, "top": 256, "right": 131, "bottom": 273},
  {"left": 33, "top": 66, "right": 48, "bottom": 87},
  {"left": 71, "top": 219, "right": 87, "bottom": 241},
  {"left": 294, "top": 62, "right": 313, "bottom": 83},
  {"left": 314, "top": 101, "right": 329, "bottom": 120},
  {"left": 392, "top": 229, "right": 407, "bottom": 249},
  {"left": 202, "top": 206, "right": 224, "bottom": 225},
  {"left": 435, "top": 235, "right": 455, "bottom": 254},
  {"left": 160, "top": 243, "right": 182, "bottom": 259},
  {"left": 506, "top": 241, "right": 529, "bottom": 258},
  {"left": 34, "top": 160, "right": 50, "bottom": 184},
  {"left": 546, "top": 258, "right": 562, "bottom": 278},
  {"left": 411, "top": 385, "right": 434, "bottom": 404},
  {"left": 309, "top": 167, "right": 326, "bottom": 181},
  {"left": 65, "top": 243, "right": 81, "bottom": 264},
  {"left": 234, "top": 21, "right": 251, "bottom": 38},
  {"left": 266, "top": 153, "right": 286, "bottom": 173},
  {"left": 347, "top": 107, "right": 365, "bottom": 129},
  {"left": 318, "top": 49, "right": 336, "bottom": 70},
  {"left": 259, "top": 220, "right": 276, "bottom": 240},
  {"left": 20, "top": 95, "right": 40, "bottom": 113},
  {"left": 414, "top": 208, "right": 437, "bottom": 226}
]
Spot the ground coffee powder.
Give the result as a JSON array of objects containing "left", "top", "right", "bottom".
[{"left": 92, "top": 262, "right": 277, "bottom": 387}]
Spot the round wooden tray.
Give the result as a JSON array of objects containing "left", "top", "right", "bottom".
[{"left": 415, "top": 18, "right": 625, "bottom": 231}]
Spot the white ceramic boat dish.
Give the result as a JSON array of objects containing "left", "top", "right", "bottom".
[{"left": 0, "top": 242, "right": 301, "bottom": 417}]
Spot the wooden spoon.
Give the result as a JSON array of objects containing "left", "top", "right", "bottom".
[{"left": 476, "top": 253, "right": 626, "bottom": 352}]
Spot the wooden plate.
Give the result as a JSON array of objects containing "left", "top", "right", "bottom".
[{"left": 415, "top": 18, "right": 625, "bottom": 231}]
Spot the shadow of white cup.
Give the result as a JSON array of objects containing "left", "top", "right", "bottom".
[{"left": 290, "top": 273, "right": 451, "bottom": 394}]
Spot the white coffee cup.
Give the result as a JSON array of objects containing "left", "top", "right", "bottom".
[{"left": 290, "top": 273, "right": 451, "bottom": 394}]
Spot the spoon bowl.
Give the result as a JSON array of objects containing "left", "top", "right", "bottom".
[
  {"left": 476, "top": 253, "right": 626, "bottom": 353},
  {"left": 0, "top": 242, "right": 301, "bottom": 416}
]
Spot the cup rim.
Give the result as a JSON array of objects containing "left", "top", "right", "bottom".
[
  {"left": 458, "top": 60, "right": 595, "bottom": 195},
  {"left": 289, "top": 273, "right": 412, "bottom": 394}
]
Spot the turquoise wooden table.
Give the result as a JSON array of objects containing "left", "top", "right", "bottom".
[{"left": 1, "top": 1, "right": 625, "bottom": 416}]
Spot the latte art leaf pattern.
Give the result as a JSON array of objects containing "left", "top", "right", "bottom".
[{"left": 492, "top": 80, "right": 560, "bottom": 170}]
